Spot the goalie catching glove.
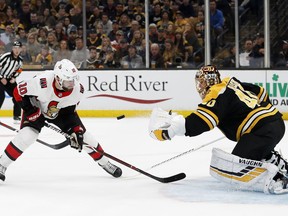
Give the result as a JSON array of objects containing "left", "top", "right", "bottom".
[
  {"left": 70, "top": 126, "right": 84, "bottom": 152},
  {"left": 149, "top": 107, "right": 186, "bottom": 141}
]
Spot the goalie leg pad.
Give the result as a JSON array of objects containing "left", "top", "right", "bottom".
[{"left": 210, "top": 148, "right": 279, "bottom": 194}]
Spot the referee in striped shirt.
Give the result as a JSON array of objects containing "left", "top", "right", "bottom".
[{"left": 0, "top": 41, "right": 23, "bottom": 124}]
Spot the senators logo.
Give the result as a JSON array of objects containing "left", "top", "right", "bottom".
[{"left": 46, "top": 101, "right": 60, "bottom": 118}]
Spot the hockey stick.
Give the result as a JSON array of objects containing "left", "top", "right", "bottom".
[
  {"left": 44, "top": 122, "right": 186, "bottom": 183},
  {"left": 0, "top": 121, "right": 70, "bottom": 150},
  {"left": 150, "top": 136, "right": 226, "bottom": 169}
]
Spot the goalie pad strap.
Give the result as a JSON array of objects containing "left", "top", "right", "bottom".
[{"left": 210, "top": 148, "right": 278, "bottom": 194}]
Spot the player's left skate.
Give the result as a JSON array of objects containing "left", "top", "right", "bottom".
[
  {"left": 99, "top": 161, "right": 122, "bottom": 178},
  {"left": 13, "top": 116, "right": 21, "bottom": 124},
  {"left": 0, "top": 163, "right": 7, "bottom": 181}
]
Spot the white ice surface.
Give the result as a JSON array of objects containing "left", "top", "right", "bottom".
[{"left": 1, "top": 117, "right": 288, "bottom": 216}]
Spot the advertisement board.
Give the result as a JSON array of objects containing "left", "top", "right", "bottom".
[{"left": 0, "top": 70, "right": 287, "bottom": 118}]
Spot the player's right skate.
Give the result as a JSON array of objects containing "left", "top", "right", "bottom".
[{"left": 99, "top": 161, "right": 122, "bottom": 178}]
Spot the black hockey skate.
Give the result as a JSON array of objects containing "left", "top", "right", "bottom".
[
  {"left": 99, "top": 161, "right": 122, "bottom": 178},
  {"left": 0, "top": 164, "right": 7, "bottom": 181}
]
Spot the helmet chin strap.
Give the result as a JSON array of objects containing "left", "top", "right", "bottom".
[{"left": 55, "top": 76, "right": 64, "bottom": 91}]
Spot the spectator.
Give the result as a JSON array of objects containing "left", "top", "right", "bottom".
[
  {"left": 0, "top": 24, "right": 14, "bottom": 45},
  {"left": 101, "top": 47, "right": 121, "bottom": 69},
  {"left": 183, "top": 22, "right": 202, "bottom": 64},
  {"left": 54, "top": 22, "right": 68, "bottom": 42},
  {"left": 111, "top": 30, "right": 125, "bottom": 50},
  {"left": 165, "top": 23, "right": 176, "bottom": 42},
  {"left": 174, "top": 11, "right": 188, "bottom": 33},
  {"left": 118, "top": 12, "right": 131, "bottom": 34},
  {"left": 96, "top": 36, "right": 115, "bottom": 64},
  {"left": 46, "top": 32, "right": 59, "bottom": 54},
  {"left": 121, "top": 44, "right": 144, "bottom": 69},
  {"left": 150, "top": 43, "right": 165, "bottom": 68},
  {"left": 86, "top": 46, "right": 101, "bottom": 69},
  {"left": 26, "top": 32, "right": 41, "bottom": 63},
  {"left": 162, "top": 38, "right": 177, "bottom": 68},
  {"left": 174, "top": 29, "right": 187, "bottom": 65},
  {"left": 127, "top": 20, "right": 141, "bottom": 43},
  {"left": 193, "top": 10, "right": 205, "bottom": 46},
  {"left": 100, "top": 12, "right": 113, "bottom": 35},
  {"left": 87, "top": 6, "right": 102, "bottom": 29},
  {"left": 108, "top": 20, "right": 120, "bottom": 42},
  {"left": 69, "top": 6, "right": 83, "bottom": 27},
  {"left": 239, "top": 39, "right": 253, "bottom": 67},
  {"left": 41, "top": 8, "right": 57, "bottom": 29},
  {"left": 16, "top": 28, "right": 27, "bottom": 45},
  {"left": 210, "top": 0, "right": 225, "bottom": 46},
  {"left": 35, "top": 45, "right": 53, "bottom": 67},
  {"left": 18, "top": 3, "right": 31, "bottom": 30},
  {"left": 20, "top": 43, "right": 32, "bottom": 65},
  {"left": 249, "top": 32, "right": 264, "bottom": 68},
  {"left": 26, "top": 12, "right": 41, "bottom": 32},
  {"left": 125, "top": 0, "right": 136, "bottom": 20},
  {"left": 274, "top": 40, "right": 288, "bottom": 68},
  {"left": 114, "top": 2, "right": 125, "bottom": 22},
  {"left": 11, "top": 15, "right": 25, "bottom": 34},
  {"left": 154, "top": 27, "right": 166, "bottom": 49},
  {"left": 162, "top": 0, "right": 174, "bottom": 20},
  {"left": 130, "top": 29, "right": 144, "bottom": 51},
  {"left": 103, "top": 0, "right": 116, "bottom": 21},
  {"left": 157, "top": 10, "right": 174, "bottom": 31},
  {"left": 170, "top": 1, "right": 180, "bottom": 21},
  {"left": 148, "top": 23, "right": 158, "bottom": 43},
  {"left": 114, "top": 38, "right": 129, "bottom": 64},
  {"left": 179, "top": 0, "right": 196, "bottom": 18},
  {"left": 95, "top": 22, "right": 106, "bottom": 39},
  {"left": 70, "top": 37, "right": 89, "bottom": 68},
  {"left": 53, "top": 39, "right": 71, "bottom": 64},
  {"left": 149, "top": 3, "right": 162, "bottom": 24},
  {"left": 37, "top": 27, "right": 48, "bottom": 45},
  {"left": 212, "top": 43, "right": 236, "bottom": 68},
  {"left": 87, "top": 28, "right": 102, "bottom": 49},
  {"left": 133, "top": 3, "right": 145, "bottom": 29},
  {"left": 67, "top": 26, "right": 78, "bottom": 50}
]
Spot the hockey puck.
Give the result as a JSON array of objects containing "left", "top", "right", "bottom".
[{"left": 117, "top": 115, "right": 125, "bottom": 120}]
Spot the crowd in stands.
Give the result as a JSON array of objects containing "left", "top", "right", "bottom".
[{"left": 0, "top": 0, "right": 285, "bottom": 69}]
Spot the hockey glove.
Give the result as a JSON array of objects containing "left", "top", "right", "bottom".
[
  {"left": 25, "top": 107, "right": 45, "bottom": 130},
  {"left": 149, "top": 108, "right": 186, "bottom": 141},
  {"left": 70, "top": 126, "right": 84, "bottom": 152}
]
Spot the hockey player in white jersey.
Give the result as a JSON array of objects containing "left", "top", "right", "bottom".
[{"left": 0, "top": 59, "right": 122, "bottom": 181}]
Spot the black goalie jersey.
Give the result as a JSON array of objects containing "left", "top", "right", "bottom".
[{"left": 185, "top": 77, "right": 282, "bottom": 141}]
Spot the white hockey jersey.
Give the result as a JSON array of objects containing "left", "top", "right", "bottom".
[{"left": 17, "top": 71, "right": 84, "bottom": 119}]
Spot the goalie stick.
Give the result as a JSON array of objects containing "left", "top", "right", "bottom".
[
  {"left": 0, "top": 121, "right": 70, "bottom": 150},
  {"left": 150, "top": 136, "right": 226, "bottom": 169},
  {"left": 44, "top": 122, "right": 186, "bottom": 183}
]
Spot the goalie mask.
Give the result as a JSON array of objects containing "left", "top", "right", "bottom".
[
  {"left": 195, "top": 65, "right": 221, "bottom": 99},
  {"left": 54, "top": 59, "right": 79, "bottom": 91}
]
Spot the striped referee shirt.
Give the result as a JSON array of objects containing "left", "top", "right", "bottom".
[{"left": 0, "top": 52, "right": 23, "bottom": 79}]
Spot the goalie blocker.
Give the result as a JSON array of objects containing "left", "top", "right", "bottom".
[{"left": 210, "top": 148, "right": 288, "bottom": 194}]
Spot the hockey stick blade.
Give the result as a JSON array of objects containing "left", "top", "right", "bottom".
[
  {"left": 0, "top": 121, "right": 70, "bottom": 150},
  {"left": 88, "top": 147, "right": 186, "bottom": 183},
  {"left": 44, "top": 122, "right": 186, "bottom": 183}
]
